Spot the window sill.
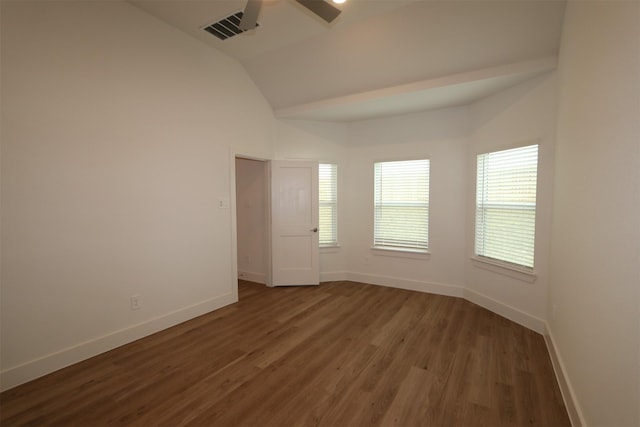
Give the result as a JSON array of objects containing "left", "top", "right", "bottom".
[
  {"left": 471, "top": 256, "right": 537, "bottom": 283},
  {"left": 320, "top": 245, "right": 341, "bottom": 253},
  {"left": 371, "top": 246, "right": 431, "bottom": 260}
]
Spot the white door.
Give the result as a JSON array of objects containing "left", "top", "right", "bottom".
[{"left": 271, "top": 160, "right": 319, "bottom": 286}]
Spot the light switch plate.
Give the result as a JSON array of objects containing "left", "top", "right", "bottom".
[{"left": 218, "top": 197, "right": 229, "bottom": 209}]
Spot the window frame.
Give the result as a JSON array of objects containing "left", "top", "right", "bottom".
[
  {"left": 473, "top": 143, "right": 539, "bottom": 273},
  {"left": 318, "top": 163, "right": 339, "bottom": 248},
  {"left": 373, "top": 158, "right": 430, "bottom": 254}
]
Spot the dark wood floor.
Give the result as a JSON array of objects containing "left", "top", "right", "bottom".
[{"left": 1, "top": 280, "right": 570, "bottom": 426}]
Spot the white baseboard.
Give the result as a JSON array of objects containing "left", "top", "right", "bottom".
[
  {"left": 0, "top": 292, "right": 237, "bottom": 392},
  {"left": 347, "top": 272, "right": 465, "bottom": 298},
  {"left": 344, "top": 273, "right": 543, "bottom": 334},
  {"left": 319, "top": 274, "right": 580, "bottom": 426},
  {"left": 464, "top": 288, "right": 545, "bottom": 333},
  {"left": 238, "top": 270, "right": 267, "bottom": 284},
  {"left": 544, "top": 325, "right": 585, "bottom": 427},
  {"left": 1, "top": 270, "right": 563, "bottom": 404},
  {"left": 320, "top": 271, "right": 348, "bottom": 282}
]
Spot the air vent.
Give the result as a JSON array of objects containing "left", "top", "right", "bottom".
[{"left": 203, "top": 11, "right": 258, "bottom": 41}]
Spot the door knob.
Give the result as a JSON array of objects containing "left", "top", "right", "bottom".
[{"left": 311, "top": 227, "right": 318, "bottom": 232}]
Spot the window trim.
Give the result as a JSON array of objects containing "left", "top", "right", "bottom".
[
  {"left": 319, "top": 162, "right": 339, "bottom": 248},
  {"left": 474, "top": 141, "right": 539, "bottom": 270},
  {"left": 320, "top": 245, "right": 341, "bottom": 254},
  {"left": 373, "top": 157, "right": 430, "bottom": 253},
  {"left": 471, "top": 256, "right": 537, "bottom": 283},
  {"left": 371, "top": 246, "right": 431, "bottom": 260}
]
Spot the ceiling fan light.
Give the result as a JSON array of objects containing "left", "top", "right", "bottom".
[{"left": 332, "top": 0, "right": 346, "bottom": 4}]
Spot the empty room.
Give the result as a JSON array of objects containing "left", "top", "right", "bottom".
[{"left": 1, "top": 0, "right": 638, "bottom": 426}]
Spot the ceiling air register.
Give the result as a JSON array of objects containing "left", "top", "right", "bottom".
[
  {"left": 203, "top": 0, "right": 342, "bottom": 40},
  {"left": 203, "top": 11, "right": 257, "bottom": 41}
]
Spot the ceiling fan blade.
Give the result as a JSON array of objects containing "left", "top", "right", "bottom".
[
  {"left": 239, "top": 0, "right": 262, "bottom": 30},
  {"left": 295, "top": 0, "right": 341, "bottom": 23}
]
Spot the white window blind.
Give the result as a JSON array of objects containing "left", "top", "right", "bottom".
[
  {"left": 475, "top": 144, "right": 539, "bottom": 269},
  {"left": 374, "top": 159, "right": 429, "bottom": 251},
  {"left": 319, "top": 163, "right": 338, "bottom": 247}
]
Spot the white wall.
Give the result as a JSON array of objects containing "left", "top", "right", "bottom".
[
  {"left": 345, "top": 108, "right": 468, "bottom": 295},
  {"left": 235, "top": 158, "right": 268, "bottom": 284},
  {"left": 6, "top": 6, "right": 637, "bottom": 422},
  {"left": 549, "top": 1, "right": 640, "bottom": 425},
  {"left": 465, "top": 73, "right": 558, "bottom": 332},
  {"left": 0, "top": 1, "right": 274, "bottom": 390}
]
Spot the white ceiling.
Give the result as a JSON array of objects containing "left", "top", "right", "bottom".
[{"left": 130, "top": 0, "right": 566, "bottom": 121}]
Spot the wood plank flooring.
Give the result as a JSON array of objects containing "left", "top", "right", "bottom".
[{"left": 1, "top": 280, "right": 570, "bottom": 426}]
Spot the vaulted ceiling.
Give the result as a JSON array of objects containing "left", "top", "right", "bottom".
[{"left": 131, "top": 0, "right": 566, "bottom": 121}]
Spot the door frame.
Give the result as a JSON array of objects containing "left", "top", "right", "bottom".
[
  {"left": 231, "top": 150, "right": 322, "bottom": 293},
  {"left": 230, "top": 149, "right": 273, "bottom": 300}
]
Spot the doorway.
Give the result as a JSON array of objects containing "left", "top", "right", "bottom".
[
  {"left": 235, "top": 157, "right": 270, "bottom": 287},
  {"left": 233, "top": 157, "right": 320, "bottom": 293}
]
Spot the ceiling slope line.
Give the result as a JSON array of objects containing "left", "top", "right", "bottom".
[{"left": 275, "top": 56, "right": 558, "bottom": 122}]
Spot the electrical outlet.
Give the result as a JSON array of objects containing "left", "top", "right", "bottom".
[{"left": 130, "top": 295, "right": 141, "bottom": 311}]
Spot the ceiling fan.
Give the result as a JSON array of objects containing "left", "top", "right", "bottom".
[{"left": 239, "top": 0, "right": 342, "bottom": 30}]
